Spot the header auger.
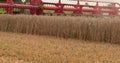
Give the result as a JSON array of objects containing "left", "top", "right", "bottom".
[{"left": 0, "top": 0, "right": 120, "bottom": 16}]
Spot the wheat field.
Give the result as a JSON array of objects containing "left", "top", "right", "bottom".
[
  {"left": 0, "top": 32, "right": 120, "bottom": 63},
  {"left": 0, "top": 14, "right": 120, "bottom": 63},
  {"left": 0, "top": 15, "right": 120, "bottom": 44}
]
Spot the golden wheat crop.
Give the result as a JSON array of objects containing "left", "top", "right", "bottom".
[{"left": 0, "top": 15, "right": 120, "bottom": 43}]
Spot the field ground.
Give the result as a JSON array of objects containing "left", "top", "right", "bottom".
[{"left": 0, "top": 32, "right": 120, "bottom": 63}]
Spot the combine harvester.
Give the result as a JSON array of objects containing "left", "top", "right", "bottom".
[{"left": 0, "top": 0, "right": 120, "bottom": 16}]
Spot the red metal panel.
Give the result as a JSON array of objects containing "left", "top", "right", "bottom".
[
  {"left": 36, "top": 0, "right": 43, "bottom": 15},
  {"left": 30, "top": 0, "right": 37, "bottom": 15},
  {"left": 6, "top": 0, "right": 14, "bottom": 14}
]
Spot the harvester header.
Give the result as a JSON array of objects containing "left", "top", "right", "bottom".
[{"left": 0, "top": 0, "right": 120, "bottom": 16}]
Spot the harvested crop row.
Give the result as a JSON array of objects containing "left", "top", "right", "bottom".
[{"left": 0, "top": 15, "right": 120, "bottom": 43}]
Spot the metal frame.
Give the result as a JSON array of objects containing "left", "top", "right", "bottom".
[{"left": 0, "top": 0, "right": 119, "bottom": 16}]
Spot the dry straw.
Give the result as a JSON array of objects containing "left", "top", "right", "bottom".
[{"left": 0, "top": 15, "right": 120, "bottom": 43}]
